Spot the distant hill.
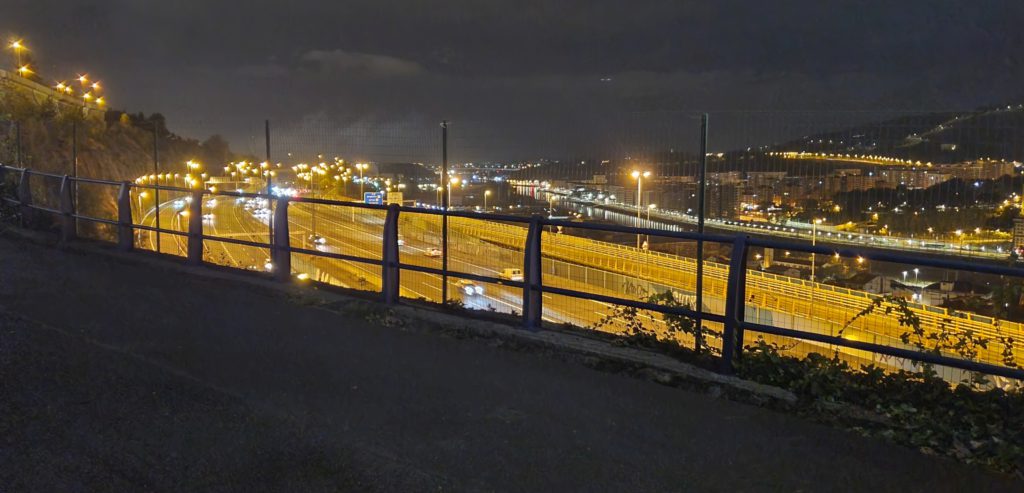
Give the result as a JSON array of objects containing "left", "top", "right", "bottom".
[
  {"left": 0, "top": 79, "right": 248, "bottom": 238},
  {"left": 770, "top": 105, "right": 1024, "bottom": 163}
]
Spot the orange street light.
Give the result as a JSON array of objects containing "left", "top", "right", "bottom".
[
  {"left": 630, "top": 169, "right": 651, "bottom": 248},
  {"left": 8, "top": 39, "right": 26, "bottom": 67}
]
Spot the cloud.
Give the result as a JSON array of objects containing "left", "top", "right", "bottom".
[{"left": 301, "top": 49, "right": 424, "bottom": 77}]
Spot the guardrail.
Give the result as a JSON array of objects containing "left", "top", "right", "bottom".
[{"left": 2, "top": 164, "right": 1023, "bottom": 381}]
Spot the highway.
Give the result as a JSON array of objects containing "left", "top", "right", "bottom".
[
  {"left": 133, "top": 188, "right": 1023, "bottom": 379},
  {"left": 526, "top": 186, "right": 1012, "bottom": 260}
]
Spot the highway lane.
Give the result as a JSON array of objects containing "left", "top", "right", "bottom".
[
  {"left": 143, "top": 194, "right": 701, "bottom": 344},
  {"left": 534, "top": 187, "right": 1011, "bottom": 260},
  {"left": 132, "top": 190, "right": 946, "bottom": 373}
]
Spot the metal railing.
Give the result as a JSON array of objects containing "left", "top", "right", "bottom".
[{"left": 2, "top": 164, "right": 1023, "bottom": 381}]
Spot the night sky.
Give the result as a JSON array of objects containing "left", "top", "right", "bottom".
[{"left": 5, "top": 1, "right": 1024, "bottom": 161}]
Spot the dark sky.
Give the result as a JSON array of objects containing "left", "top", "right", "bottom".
[{"left": 6, "top": 0, "right": 1024, "bottom": 161}]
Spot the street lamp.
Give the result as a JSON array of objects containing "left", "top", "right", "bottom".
[
  {"left": 484, "top": 190, "right": 491, "bottom": 211},
  {"left": 631, "top": 170, "right": 651, "bottom": 249},
  {"left": 9, "top": 39, "right": 24, "bottom": 65},
  {"left": 356, "top": 163, "right": 367, "bottom": 197},
  {"left": 811, "top": 218, "right": 823, "bottom": 282},
  {"left": 646, "top": 203, "right": 657, "bottom": 246},
  {"left": 137, "top": 191, "right": 148, "bottom": 219},
  {"left": 902, "top": 270, "right": 908, "bottom": 283},
  {"left": 913, "top": 268, "right": 920, "bottom": 283},
  {"left": 448, "top": 177, "right": 460, "bottom": 206}
]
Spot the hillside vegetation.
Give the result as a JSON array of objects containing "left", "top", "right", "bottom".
[{"left": 0, "top": 80, "right": 245, "bottom": 238}]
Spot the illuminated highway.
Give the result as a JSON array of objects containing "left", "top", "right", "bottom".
[
  {"left": 526, "top": 186, "right": 1012, "bottom": 260},
  {"left": 134, "top": 188, "right": 1023, "bottom": 378}
]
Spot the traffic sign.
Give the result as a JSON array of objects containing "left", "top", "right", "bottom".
[{"left": 364, "top": 192, "right": 383, "bottom": 205}]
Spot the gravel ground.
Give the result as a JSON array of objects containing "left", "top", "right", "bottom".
[{"left": 0, "top": 234, "right": 1021, "bottom": 492}]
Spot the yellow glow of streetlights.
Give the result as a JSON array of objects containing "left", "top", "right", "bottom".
[
  {"left": 9, "top": 40, "right": 25, "bottom": 68},
  {"left": 95, "top": 97, "right": 105, "bottom": 107},
  {"left": 91, "top": 82, "right": 101, "bottom": 90},
  {"left": 82, "top": 92, "right": 93, "bottom": 101},
  {"left": 631, "top": 170, "right": 651, "bottom": 249},
  {"left": 77, "top": 74, "right": 88, "bottom": 85},
  {"left": 16, "top": 65, "right": 31, "bottom": 76}
]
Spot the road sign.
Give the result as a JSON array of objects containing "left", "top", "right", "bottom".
[
  {"left": 386, "top": 191, "right": 403, "bottom": 205},
  {"left": 364, "top": 192, "right": 383, "bottom": 205}
]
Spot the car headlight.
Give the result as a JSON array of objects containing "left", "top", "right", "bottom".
[
  {"left": 463, "top": 286, "right": 474, "bottom": 295},
  {"left": 474, "top": 286, "right": 484, "bottom": 295}
]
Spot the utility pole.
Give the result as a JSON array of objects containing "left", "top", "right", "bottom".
[
  {"left": 441, "top": 120, "right": 449, "bottom": 304},
  {"left": 695, "top": 113, "right": 708, "bottom": 353},
  {"left": 15, "top": 121, "right": 21, "bottom": 167},
  {"left": 265, "top": 120, "right": 273, "bottom": 249},
  {"left": 71, "top": 120, "right": 78, "bottom": 208},
  {"left": 153, "top": 123, "right": 161, "bottom": 253}
]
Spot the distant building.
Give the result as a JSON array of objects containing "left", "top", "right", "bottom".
[
  {"left": 1014, "top": 218, "right": 1024, "bottom": 256},
  {"left": 920, "top": 281, "right": 992, "bottom": 306}
]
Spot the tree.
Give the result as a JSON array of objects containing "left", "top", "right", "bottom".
[{"left": 201, "top": 134, "right": 231, "bottom": 167}]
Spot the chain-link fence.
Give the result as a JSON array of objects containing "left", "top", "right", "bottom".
[{"left": 4, "top": 101, "right": 1024, "bottom": 382}]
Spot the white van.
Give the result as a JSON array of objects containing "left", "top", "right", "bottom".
[{"left": 499, "top": 268, "right": 524, "bottom": 282}]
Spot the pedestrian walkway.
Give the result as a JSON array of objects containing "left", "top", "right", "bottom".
[{"left": 0, "top": 234, "right": 1018, "bottom": 492}]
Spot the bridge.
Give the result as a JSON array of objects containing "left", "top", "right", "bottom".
[{"left": 513, "top": 181, "right": 1013, "bottom": 261}]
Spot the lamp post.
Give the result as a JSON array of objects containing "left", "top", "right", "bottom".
[
  {"left": 811, "top": 218, "right": 822, "bottom": 283},
  {"left": 9, "top": 40, "right": 24, "bottom": 69},
  {"left": 137, "top": 191, "right": 148, "bottom": 219},
  {"left": 356, "top": 163, "right": 367, "bottom": 198},
  {"left": 646, "top": 203, "right": 657, "bottom": 246},
  {"left": 449, "top": 177, "right": 460, "bottom": 206},
  {"left": 484, "top": 190, "right": 491, "bottom": 211},
  {"left": 913, "top": 268, "right": 919, "bottom": 283},
  {"left": 631, "top": 170, "right": 651, "bottom": 249}
]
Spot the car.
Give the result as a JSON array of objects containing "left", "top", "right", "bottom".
[
  {"left": 498, "top": 268, "right": 524, "bottom": 282},
  {"left": 456, "top": 279, "right": 484, "bottom": 296},
  {"left": 308, "top": 234, "right": 327, "bottom": 246},
  {"left": 424, "top": 247, "right": 442, "bottom": 257}
]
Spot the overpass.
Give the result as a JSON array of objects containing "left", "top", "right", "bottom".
[{"left": 514, "top": 181, "right": 1012, "bottom": 262}]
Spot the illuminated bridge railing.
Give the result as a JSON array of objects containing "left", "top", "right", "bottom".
[{"left": 2, "top": 164, "right": 1023, "bottom": 382}]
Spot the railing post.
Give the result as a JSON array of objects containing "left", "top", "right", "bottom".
[
  {"left": 116, "top": 182, "right": 133, "bottom": 251},
  {"left": 186, "top": 189, "right": 203, "bottom": 265},
  {"left": 17, "top": 169, "right": 32, "bottom": 228},
  {"left": 59, "top": 175, "right": 76, "bottom": 243},
  {"left": 721, "top": 235, "right": 749, "bottom": 374},
  {"left": 272, "top": 197, "right": 291, "bottom": 282},
  {"left": 522, "top": 214, "right": 543, "bottom": 329},
  {"left": 381, "top": 203, "right": 401, "bottom": 304}
]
